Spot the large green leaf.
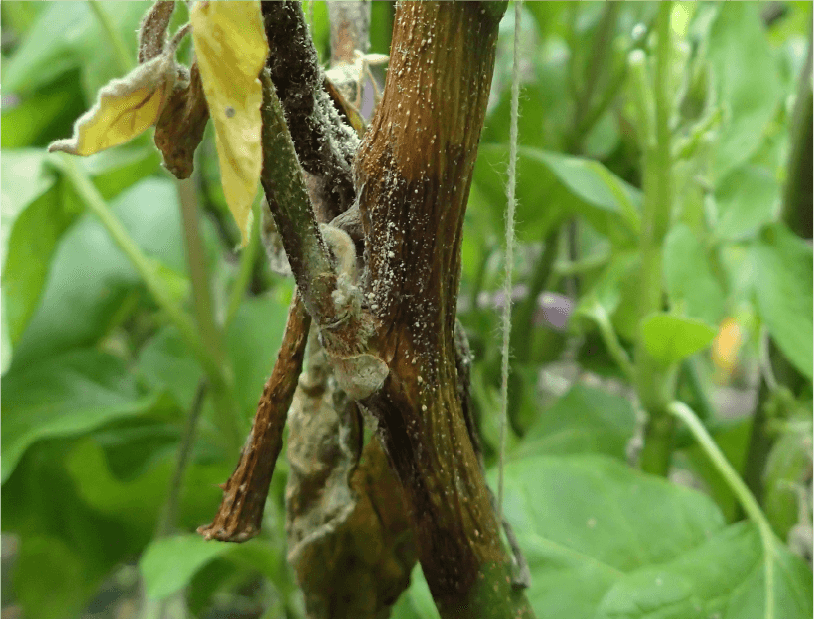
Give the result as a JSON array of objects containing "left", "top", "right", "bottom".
[
  {"left": 752, "top": 223, "right": 813, "bottom": 380},
  {"left": 1, "top": 146, "right": 160, "bottom": 372},
  {"left": 707, "top": 4, "right": 783, "bottom": 181},
  {"left": 3, "top": 442, "right": 141, "bottom": 619},
  {"left": 3, "top": 1, "right": 146, "bottom": 98},
  {"left": 714, "top": 166, "right": 780, "bottom": 242},
  {"left": 0, "top": 73, "right": 87, "bottom": 149},
  {"left": 516, "top": 384, "right": 636, "bottom": 461},
  {"left": 596, "top": 523, "right": 812, "bottom": 619},
  {"left": 508, "top": 456, "right": 811, "bottom": 619},
  {"left": 0, "top": 349, "right": 158, "bottom": 483},
  {"left": 473, "top": 144, "right": 640, "bottom": 245},
  {"left": 395, "top": 455, "right": 811, "bottom": 619},
  {"left": 640, "top": 313, "right": 716, "bottom": 365},
  {"left": 663, "top": 224, "right": 725, "bottom": 326},
  {"left": 225, "top": 293, "right": 292, "bottom": 424},
  {"left": 8, "top": 177, "right": 202, "bottom": 368},
  {"left": 140, "top": 534, "right": 237, "bottom": 600}
]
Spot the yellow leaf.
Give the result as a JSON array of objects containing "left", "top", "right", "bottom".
[
  {"left": 48, "top": 54, "right": 177, "bottom": 156},
  {"left": 191, "top": 0, "right": 268, "bottom": 247}
]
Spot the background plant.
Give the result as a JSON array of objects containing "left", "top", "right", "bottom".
[{"left": 1, "top": 2, "right": 811, "bottom": 619}]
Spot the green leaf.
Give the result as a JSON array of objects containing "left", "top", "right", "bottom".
[
  {"left": 714, "top": 166, "right": 780, "bottom": 242},
  {"left": 3, "top": 1, "right": 144, "bottom": 98},
  {"left": 225, "top": 293, "right": 292, "bottom": 423},
  {"left": 763, "top": 426, "right": 812, "bottom": 540},
  {"left": 596, "top": 523, "right": 812, "bottom": 619},
  {"left": 9, "top": 177, "right": 202, "bottom": 367},
  {"left": 1, "top": 146, "right": 160, "bottom": 370},
  {"left": 474, "top": 144, "right": 640, "bottom": 245},
  {"left": 707, "top": 4, "right": 783, "bottom": 181},
  {"left": 640, "top": 313, "right": 716, "bottom": 365},
  {"left": 752, "top": 223, "right": 813, "bottom": 380},
  {"left": 138, "top": 326, "right": 205, "bottom": 411},
  {"left": 65, "top": 437, "right": 232, "bottom": 540},
  {"left": 140, "top": 534, "right": 235, "bottom": 600},
  {"left": 484, "top": 454, "right": 812, "bottom": 619},
  {"left": 12, "top": 535, "right": 92, "bottom": 619},
  {"left": 1, "top": 349, "right": 158, "bottom": 483},
  {"left": 517, "top": 384, "right": 636, "bottom": 461},
  {"left": 663, "top": 224, "right": 725, "bottom": 326},
  {"left": 0, "top": 75, "right": 86, "bottom": 149}
]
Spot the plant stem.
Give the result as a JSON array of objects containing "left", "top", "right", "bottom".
[
  {"left": 635, "top": 3, "right": 675, "bottom": 476},
  {"left": 594, "top": 303, "right": 635, "bottom": 383},
  {"left": 512, "top": 230, "right": 559, "bottom": 365},
  {"left": 154, "top": 379, "right": 208, "bottom": 538},
  {"left": 570, "top": 1, "right": 620, "bottom": 152},
  {"left": 177, "top": 177, "right": 242, "bottom": 452},
  {"left": 781, "top": 23, "right": 812, "bottom": 240},
  {"left": 225, "top": 198, "right": 261, "bottom": 330},
  {"left": 87, "top": 0, "right": 133, "bottom": 75},
  {"left": 668, "top": 401, "right": 777, "bottom": 619},
  {"left": 57, "top": 155, "right": 213, "bottom": 375}
]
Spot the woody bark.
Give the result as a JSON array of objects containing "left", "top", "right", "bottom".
[{"left": 355, "top": 3, "right": 533, "bottom": 617}]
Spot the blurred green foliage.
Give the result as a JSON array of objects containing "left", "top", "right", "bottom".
[{"left": 1, "top": 2, "right": 811, "bottom": 619}]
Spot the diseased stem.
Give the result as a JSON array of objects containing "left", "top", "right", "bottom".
[
  {"left": 199, "top": 293, "right": 311, "bottom": 542},
  {"left": 259, "top": 69, "right": 338, "bottom": 327},
  {"left": 635, "top": 3, "right": 675, "bottom": 476}
]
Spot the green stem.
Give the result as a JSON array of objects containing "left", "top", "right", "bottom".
[
  {"left": 668, "top": 401, "right": 777, "bottom": 619},
  {"left": 511, "top": 229, "right": 559, "bottom": 364},
  {"left": 57, "top": 155, "right": 213, "bottom": 375},
  {"left": 154, "top": 379, "right": 208, "bottom": 538},
  {"left": 635, "top": 3, "right": 675, "bottom": 476},
  {"left": 594, "top": 303, "right": 635, "bottom": 383},
  {"left": 87, "top": 0, "right": 133, "bottom": 75},
  {"left": 226, "top": 198, "right": 261, "bottom": 330},
  {"left": 177, "top": 178, "right": 242, "bottom": 452},
  {"left": 570, "top": 1, "right": 620, "bottom": 152}
]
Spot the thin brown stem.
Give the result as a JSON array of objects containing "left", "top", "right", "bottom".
[{"left": 198, "top": 293, "right": 311, "bottom": 541}]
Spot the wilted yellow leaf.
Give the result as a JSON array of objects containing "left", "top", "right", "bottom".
[
  {"left": 191, "top": 0, "right": 268, "bottom": 247},
  {"left": 48, "top": 54, "right": 177, "bottom": 156}
]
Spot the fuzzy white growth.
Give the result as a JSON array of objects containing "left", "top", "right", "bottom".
[
  {"left": 499, "top": 0, "right": 522, "bottom": 525},
  {"left": 319, "top": 222, "right": 361, "bottom": 318}
]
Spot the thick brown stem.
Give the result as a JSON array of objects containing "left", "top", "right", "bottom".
[
  {"left": 355, "top": 3, "right": 533, "bottom": 617},
  {"left": 198, "top": 293, "right": 310, "bottom": 541}
]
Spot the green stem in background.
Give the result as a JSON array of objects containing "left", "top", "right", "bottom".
[
  {"left": 781, "top": 22, "right": 812, "bottom": 240},
  {"left": 593, "top": 302, "right": 635, "bottom": 383},
  {"left": 226, "top": 198, "right": 261, "bottom": 330},
  {"left": 177, "top": 178, "right": 242, "bottom": 452},
  {"left": 635, "top": 3, "right": 675, "bottom": 476},
  {"left": 87, "top": 0, "right": 133, "bottom": 75},
  {"left": 154, "top": 379, "right": 209, "bottom": 538},
  {"left": 669, "top": 401, "right": 777, "bottom": 619},
  {"left": 56, "top": 155, "right": 213, "bottom": 375},
  {"left": 511, "top": 230, "right": 559, "bottom": 365},
  {"left": 569, "top": 1, "right": 620, "bottom": 152}
]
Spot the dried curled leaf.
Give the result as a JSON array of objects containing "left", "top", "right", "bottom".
[
  {"left": 48, "top": 54, "right": 176, "bottom": 156},
  {"left": 154, "top": 61, "right": 210, "bottom": 179},
  {"left": 190, "top": 0, "right": 269, "bottom": 247}
]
